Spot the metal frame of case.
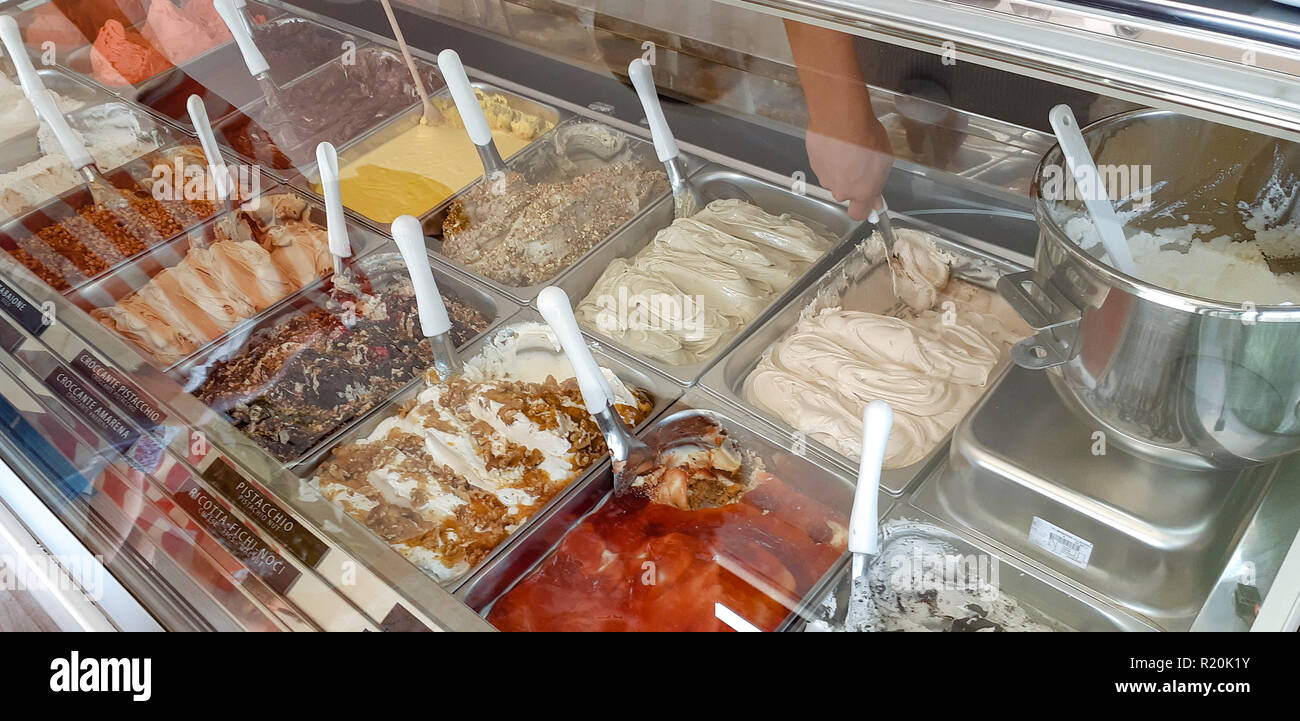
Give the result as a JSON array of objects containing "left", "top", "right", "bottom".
[{"left": 1, "top": 0, "right": 1298, "bottom": 631}]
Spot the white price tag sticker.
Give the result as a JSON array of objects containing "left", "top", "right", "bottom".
[{"left": 1028, "top": 517, "right": 1093, "bottom": 569}]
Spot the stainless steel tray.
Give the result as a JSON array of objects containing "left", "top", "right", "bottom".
[
  {"left": 912, "top": 364, "right": 1280, "bottom": 631},
  {"left": 151, "top": 14, "right": 359, "bottom": 130},
  {"left": 552, "top": 166, "right": 863, "bottom": 385},
  {"left": 457, "top": 386, "right": 887, "bottom": 626},
  {"left": 1, "top": 139, "right": 233, "bottom": 293},
  {"left": 214, "top": 44, "right": 434, "bottom": 182},
  {"left": 0, "top": 98, "right": 181, "bottom": 191},
  {"left": 291, "top": 307, "right": 683, "bottom": 590},
  {"left": 408, "top": 118, "right": 684, "bottom": 306},
  {"left": 700, "top": 213, "right": 1026, "bottom": 497},
  {"left": 288, "top": 81, "right": 567, "bottom": 234},
  {"left": 166, "top": 249, "right": 520, "bottom": 467},
  {"left": 415, "top": 116, "right": 666, "bottom": 235},
  {"left": 786, "top": 503, "right": 1160, "bottom": 632},
  {"left": 55, "top": 2, "right": 287, "bottom": 99},
  {"left": 63, "top": 184, "right": 383, "bottom": 371}
]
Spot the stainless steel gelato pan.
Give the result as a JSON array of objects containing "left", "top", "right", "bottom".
[
  {"left": 789, "top": 504, "right": 1158, "bottom": 632},
  {"left": 701, "top": 213, "right": 1025, "bottom": 496},
  {"left": 552, "top": 166, "right": 862, "bottom": 385},
  {"left": 458, "top": 387, "right": 889, "bottom": 630},
  {"left": 289, "top": 307, "right": 683, "bottom": 593}
]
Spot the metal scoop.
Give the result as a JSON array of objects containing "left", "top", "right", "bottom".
[
  {"left": 830, "top": 400, "right": 892, "bottom": 630},
  {"left": 392, "top": 215, "right": 461, "bottom": 380},
  {"left": 438, "top": 49, "right": 507, "bottom": 180},
  {"left": 215, "top": 0, "right": 299, "bottom": 150},
  {"left": 33, "top": 88, "right": 132, "bottom": 212},
  {"left": 628, "top": 58, "right": 702, "bottom": 218},
  {"left": 187, "top": 94, "right": 239, "bottom": 238},
  {"left": 316, "top": 142, "right": 353, "bottom": 279},
  {"left": 537, "top": 286, "right": 656, "bottom": 495}
]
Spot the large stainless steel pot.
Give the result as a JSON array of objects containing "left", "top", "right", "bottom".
[{"left": 1000, "top": 109, "right": 1300, "bottom": 469}]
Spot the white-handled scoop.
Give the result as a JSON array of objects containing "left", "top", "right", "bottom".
[
  {"left": 538, "top": 286, "right": 656, "bottom": 495},
  {"left": 437, "top": 49, "right": 506, "bottom": 179},
  {"left": 0, "top": 16, "right": 41, "bottom": 99},
  {"left": 1048, "top": 105, "right": 1137, "bottom": 276},
  {"left": 215, "top": 0, "right": 298, "bottom": 148},
  {"left": 2, "top": 20, "right": 130, "bottom": 212},
  {"left": 32, "top": 88, "right": 131, "bottom": 211},
  {"left": 628, "top": 58, "right": 701, "bottom": 218},
  {"left": 187, "top": 94, "right": 239, "bottom": 237},
  {"left": 832, "top": 400, "right": 892, "bottom": 630},
  {"left": 392, "top": 215, "right": 460, "bottom": 379},
  {"left": 228, "top": 0, "right": 255, "bottom": 33},
  {"left": 316, "top": 142, "right": 352, "bottom": 278}
]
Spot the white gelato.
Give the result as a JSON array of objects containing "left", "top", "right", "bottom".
[
  {"left": 1060, "top": 213, "right": 1300, "bottom": 305},
  {"left": 1, "top": 102, "right": 158, "bottom": 219}
]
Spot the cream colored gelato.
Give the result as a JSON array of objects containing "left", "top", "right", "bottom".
[
  {"left": 743, "top": 229, "right": 1025, "bottom": 469},
  {"left": 0, "top": 75, "right": 83, "bottom": 144},
  {"left": 575, "top": 199, "right": 833, "bottom": 365},
  {"left": 821, "top": 521, "right": 1058, "bottom": 632},
  {"left": 1, "top": 103, "right": 158, "bottom": 219},
  {"left": 311, "top": 323, "right": 654, "bottom": 584}
]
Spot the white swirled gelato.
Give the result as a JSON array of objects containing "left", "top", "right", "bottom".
[
  {"left": 310, "top": 323, "right": 654, "bottom": 584},
  {"left": 575, "top": 199, "right": 833, "bottom": 365},
  {"left": 743, "top": 229, "right": 1026, "bottom": 468},
  {"left": 0, "top": 102, "right": 159, "bottom": 220}
]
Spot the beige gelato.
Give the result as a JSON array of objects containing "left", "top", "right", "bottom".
[
  {"left": 743, "top": 229, "right": 1026, "bottom": 468},
  {"left": 93, "top": 194, "right": 331, "bottom": 364},
  {"left": 575, "top": 199, "right": 833, "bottom": 365},
  {"left": 0, "top": 75, "right": 83, "bottom": 144}
]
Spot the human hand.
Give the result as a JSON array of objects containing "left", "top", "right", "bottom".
[{"left": 805, "top": 118, "right": 894, "bottom": 221}]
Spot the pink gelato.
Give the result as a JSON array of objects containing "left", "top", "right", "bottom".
[
  {"left": 91, "top": 19, "right": 171, "bottom": 86},
  {"left": 141, "top": 0, "right": 227, "bottom": 64}
]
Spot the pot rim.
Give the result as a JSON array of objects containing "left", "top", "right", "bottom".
[{"left": 1032, "top": 107, "right": 1300, "bottom": 320}]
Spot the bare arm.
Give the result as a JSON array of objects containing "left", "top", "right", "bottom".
[{"left": 785, "top": 20, "right": 892, "bottom": 220}]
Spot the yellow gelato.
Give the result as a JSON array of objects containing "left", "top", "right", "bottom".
[{"left": 321, "top": 92, "right": 550, "bottom": 224}]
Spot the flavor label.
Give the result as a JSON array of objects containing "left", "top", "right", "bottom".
[
  {"left": 0, "top": 278, "right": 49, "bottom": 337},
  {"left": 172, "top": 478, "right": 301, "bottom": 595},
  {"left": 202, "top": 458, "right": 328, "bottom": 567},
  {"left": 1028, "top": 517, "right": 1093, "bottom": 569},
  {"left": 379, "top": 604, "right": 433, "bottom": 632},
  {"left": 44, "top": 366, "right": 140, "bottom": 454},
  {"left": 69, "top": 350, "right": 167, "bottom": 429}
]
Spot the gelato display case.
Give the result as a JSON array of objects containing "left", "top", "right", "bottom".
[{"left": 0, "top": 0, "right": 1298, "bottom": 632}]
